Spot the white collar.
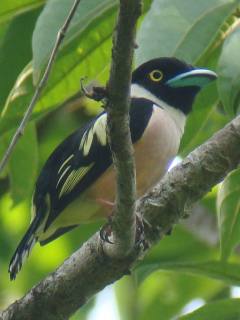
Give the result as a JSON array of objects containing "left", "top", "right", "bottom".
[{"left": 130, "top": 83, "right": 186, "bottom": 136}]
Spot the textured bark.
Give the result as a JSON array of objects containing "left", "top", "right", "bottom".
[
  {"left": 1, "top": 116, "right": 240, "bottom": 320},
  {"left": 140, "top": 116, "right": 240, "bottom": 244},
  {"left": 105, "top": 0, "right": 142, "bottom": 257}
]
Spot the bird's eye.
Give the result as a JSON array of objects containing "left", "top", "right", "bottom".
[{"left": 149, "top": 70, "right": 163, "bottom": 82}]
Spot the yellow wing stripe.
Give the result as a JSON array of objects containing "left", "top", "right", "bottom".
[
  {"left": 59, "top": 163, "right": 94, "bottom": 198},
  {"left": 56, "top": 165, "right": 71, "bottom": 188},
  {"left": 58, "top": 154, "right": 74, "bottom": 174}
]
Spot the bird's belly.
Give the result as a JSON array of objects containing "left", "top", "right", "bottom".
[{"left": 86, "top": 106, "right": 181, "bottom": 212}]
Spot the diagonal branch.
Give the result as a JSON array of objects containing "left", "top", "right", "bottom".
[
  {"left": 2, "top": 116, "right": 240, "bottom": 320},
  {"left": 105, "top": 0, "right": 142, "bottom": 256},
  {"left": 140, "top": 116, "right": 240, "bottom": 244},
  {"left": 0, "top": 0, "right": 82, "bottom": 174}
]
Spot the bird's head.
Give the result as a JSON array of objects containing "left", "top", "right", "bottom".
[{"left": 131, "top": 57, "right": 217, "bottom": 115}]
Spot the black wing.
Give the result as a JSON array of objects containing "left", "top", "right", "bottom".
[{"left": 33, "top": 98, "right": 153, "bottom": 230}]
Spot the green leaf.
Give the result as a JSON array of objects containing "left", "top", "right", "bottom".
[
  {"left": 0, "top": 0, "right": 44, "bottom": 24},
  {"left": 217, "top": 25, "right": 240, "bottom": 116},
  {"left": 179, "top": 42, "right": 227, "bottom": 155},
  {"left": 180, "top": 84, "right": 218, "bottom": 156},
  {"left": 137, "top": 271, "right": 223, "bottom": 320},
  {"left": 136, "top": 0, "right": 239, "bottom": 65},
  {"left": 136, "top": 0, "right": 235, "bottom": 155},
  {"left": 32, "top": 0, "right": 117, "bottom": 83},
  {"left": 0, "top": 6, "right": 42, "bottom": 112},
  {"left": 9, "top": 122, "right": 38, "bottom": 204},
  {"left": 0, "top": 0, "right": 153, "bottom": 136},
  {"left": 1, "top": 4, "right": 116, "bottom": 135},
  {"left": 217, "top": 168, "right": 240, "bottom": 261},
  {"left": 179, "top": 299, "right": 240, "bottom": 320},
  {"left": 135, "top": 226, "right": 217, "bottom": 283},
  {"left": 137, "top": 260, "right": 240, "bottom": 287}
]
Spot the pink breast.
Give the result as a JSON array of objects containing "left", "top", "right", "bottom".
[{"left": 85, "top": 107, "right": 181, "bottom": 217}]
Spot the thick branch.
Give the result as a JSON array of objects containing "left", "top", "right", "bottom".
[
  {"left": 2, "top": 116, "right": 240, "bottom": 320},
  {"left": 105, "top": 0, "right": 142, "bottom": 256},
  {"left": 140, "top": 116, "right": 240, "bottom": 244}
]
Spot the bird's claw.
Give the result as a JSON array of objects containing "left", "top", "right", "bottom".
[
  {"left": 80, "top": 78, "right": 108, "bottom": 103},
  {"left": 100, "top": 215, "right": 148, "bottom": 250},
  {"left": 100, "top": 217, "right": 114, "bottom": 244}
]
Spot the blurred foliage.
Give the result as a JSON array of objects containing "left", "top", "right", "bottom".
[{"left": 0, "top": 0, "right": 240, "bottom": 319}]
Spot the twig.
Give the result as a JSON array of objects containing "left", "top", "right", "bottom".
[
  {"left": 0, "top": 0, "right": 82, "bottom": 174},
  {"left": 2, "top": 116, "right": 240, "bottom": 320},
  {"left": 104, "top": 0, "right": 142, "bottom": 257}
]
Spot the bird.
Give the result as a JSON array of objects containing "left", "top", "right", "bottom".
[{"left": 9, "top": 57, "right": 217, "bottom": 280}]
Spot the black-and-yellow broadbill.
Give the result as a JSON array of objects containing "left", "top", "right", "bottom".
[{"left": 9, "top": 57, "right": 217, "bottom": 280}]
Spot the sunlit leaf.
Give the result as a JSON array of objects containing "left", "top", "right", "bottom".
[
  {"left": 217, "top": 24, "right": 240, "bottom": 116},
  {"left": 217, "top": 168, "right": 240, "bottom": 261},
  {"left": 1, "top": 6, "right": 116, "bottom": 135},
  {"left": 179, "top": 299, "right": 240, "bottom": 320},
  {"left": 32, "top": 0, "right": 117, "bottom": 82},
  {"left": 0, "top": 0, "right": 44, "bottom": 24}
]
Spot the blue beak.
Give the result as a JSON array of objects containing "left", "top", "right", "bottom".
[{"left": 166, "top": 68, "right": 217, "bottom": 88}]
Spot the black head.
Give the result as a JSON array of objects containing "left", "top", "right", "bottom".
[{"left": 132, "top": 57, "right": 217, "bottom": 114}]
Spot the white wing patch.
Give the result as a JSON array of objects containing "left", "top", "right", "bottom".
[
  {"left": 80, "top": 113, "right": 107, "bottom": 156},
  {"left": 59, "top": 163, "right": 94, "bottom": 198}
]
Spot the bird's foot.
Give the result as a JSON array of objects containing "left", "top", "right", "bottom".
[
  {"left": 100, "top": 215, "right": 148, "bottom": 250},
  {"left": 80, "top": 78, "right": 108, "bottom": 103},
  {"left": 100, "top": 215, "right": 114, "bottom": 244}
]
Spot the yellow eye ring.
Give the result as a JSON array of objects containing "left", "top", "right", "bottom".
[{"left": 149, "top": 70, "right": 163, "bottom": 82}]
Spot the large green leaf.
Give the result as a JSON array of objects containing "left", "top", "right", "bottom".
[
  {"left": 136, "top": 271, "right": 223, "bottom": 320},
  {"left": 135, "top": 226, "right": 217, "bottom": 283},
  {"left": 0, "top": 6, "right": 42, "bottom": 111},
  {"left": 180, "top": 84, "right": 218, "bottom": 156},
  {"left": 179, "top": 43, "right": 226, "bottom": 155},
  {"left": 217, "top": 25, "right": 240, "bottom": 116},
  {"left": 179, "top": 299, "right": 240, "bottom": 320},
  {"left": 137, "top": 260, "right": 240, "bottom": 286},
  {"left": 217, "top": 168, "right": 240, "bottom": 261},
  {"left": 9, "top": 122, "right": 38, "bottom": 204},
  {"left": 0, "top": 5, "right": 116, "bottom": 135},
  {"left": 144, "top": 227, "right": 216, "bottom": 264},
  {"left": 0, "top": 0, "right": 44, "bottom": 24},
  {"left": 32, "top": 0, "right": 117, "bottom": 83},
  {"left": 136, "top": 0, "right": 239, "bottom": 65},
  {"left": 136, "top": 0, "right": 236, "bottom": 156},
  {"left": 1, "top": 0, "right": 154, "bottom": 135}
]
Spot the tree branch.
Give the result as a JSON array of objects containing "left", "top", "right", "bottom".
[
  {"left": 0, "top": 0, "right": 82, "bottom": 174},
  {"left": 105, "top": 0, "right": 142, "bottom": 257},
  {"left": 140, "top": 116, "right": 240, "bottom": 244},
  {"left": 2, "top": 116, "right": 240, "bottom": 320}
]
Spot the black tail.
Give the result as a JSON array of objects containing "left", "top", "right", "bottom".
[{"left": 8, "top": 217, "right": 40, "bottom": 280}]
